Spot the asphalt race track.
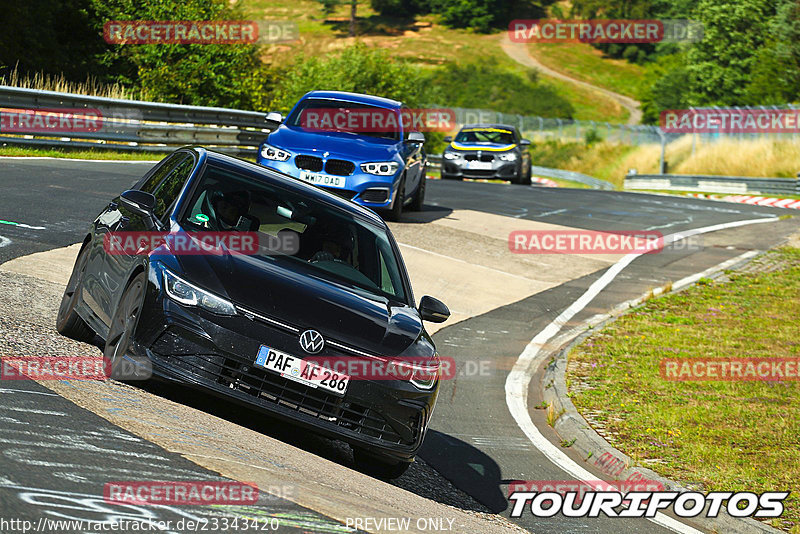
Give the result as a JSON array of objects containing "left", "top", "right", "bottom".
[{"left": 1, "top": 157, "right": 798, "bottom": 534}]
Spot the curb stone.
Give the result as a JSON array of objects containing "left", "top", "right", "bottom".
[{"left": 540, "top": 251, "right": 784, "bottom": 534}]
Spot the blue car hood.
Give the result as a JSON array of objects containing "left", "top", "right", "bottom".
[{"left": 269, "top": 126, "right": 399, "bottom": 161}]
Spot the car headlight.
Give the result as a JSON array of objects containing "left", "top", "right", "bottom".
[
  {"left": 499, "top": 152, "right": 518, "bottom": 161},
  {"left": 386, "top": 356, "right": 439, "bottom": 390},
  {"left": 260, "top": 143, "right": 291, "bottom": 162},
  {"left": 410, "top": 363, "right": 439, "bottom": 390},
  {"left": 162, "top": 267, "right": 236, "bottom": 316},
  {"left": 443, "top": 152, "right": 460, "bottom": 160},
  {"left": 361, "top": 161, "right": 399, "bottom": 176}
]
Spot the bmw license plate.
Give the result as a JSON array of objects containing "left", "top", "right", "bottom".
[
  {"left": 254, "top": 345, "right": 349, "bottom": 396},
  {"left": 467, "top": 161, "right": 493, "bottom": 170},
  {"left": 298, "top": 171, "right": 346, "bottom": 189}
]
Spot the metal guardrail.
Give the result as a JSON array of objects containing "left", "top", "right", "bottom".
[
  {"left": 0, "top": 86, "right": 272, "bottom": 156},
  {"left": 427, "top": 155, "right": 615, "bottom": 189},
  {"left": 624, "top": 172, "right": 800, "bottom": 196},
  {"left": 530, "top": 165, "right": 614, "bottom": 190}
]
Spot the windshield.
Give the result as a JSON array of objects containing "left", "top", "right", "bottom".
[
  {"left": 454, "top": 127, "right": 515, "bottom": 145},
  {"left": 286, "top": 98, "right": 401, "bottom": 141},
  {"left": 180, "top": 162, "right": 408, "bottom": 303}
]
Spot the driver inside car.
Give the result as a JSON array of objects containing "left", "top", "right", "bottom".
[
  {"left": 194, "top": 189, "right": 251, "bottom": 231},
  {"left": 310, "top": 225, "right": 354, "bottom": 265}
]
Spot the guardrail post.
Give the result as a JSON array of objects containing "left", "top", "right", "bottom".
[{"left": 658, "top": 129, "right": 667, "bottom": 174}]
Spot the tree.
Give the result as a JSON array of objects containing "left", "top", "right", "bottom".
[
  {"left": 89, "top": 0, "right": 273, "bottom": 109},
  {"left": 684, "top": 0, "right": 778, "bottom": 105}
]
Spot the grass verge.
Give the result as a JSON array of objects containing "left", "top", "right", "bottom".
[
  {"left": 0, "top": 147, "right": 165, "bottom": 160},
  {"left": 526, "top": 42, "right": 649, "bottom": 99},
  {"left": 567, "top": 247, "right": 800, "bottom": 532}
]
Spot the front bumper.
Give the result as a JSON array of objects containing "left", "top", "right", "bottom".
[
  {"left": 258, "top": 156, "right": 400, "bottom": 210},
  {"left": 442, "top": 152, "right": 519, "bottom": 180},
  {"left": 132, "top": 271, "right": 437, "bottom": 463}
]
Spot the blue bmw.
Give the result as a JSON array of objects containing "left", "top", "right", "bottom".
[{"left": 257, "top": 91, "right": 427, "bottom": 220}]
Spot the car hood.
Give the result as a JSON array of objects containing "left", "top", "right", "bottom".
[
  {"left": 175, "top": 252, "right": 423, "bottom": 357},
  {"left": 269, "top": 126, "right": 400, "bottom": 161}
]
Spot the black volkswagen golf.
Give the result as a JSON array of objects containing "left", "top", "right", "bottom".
[{"left": 56, "top": 147, "right": 450, "bottom": 478}]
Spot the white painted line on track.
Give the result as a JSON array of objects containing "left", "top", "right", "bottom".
[
  {"left": 0, "top": 389, "right": 59, "bottom": 397},
  {"left": 506, "top": 216, "right": 778, "bottom": 534},
  {"left": 0, "top": 156, "right": 155, "bottom": 163},
  {"left": 0, "top": 236, "right": 9, "bottom": 248}
]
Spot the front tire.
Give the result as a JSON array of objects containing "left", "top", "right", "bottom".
[
  {"left": 56, "top": 246, "right": 95, "bottom": 342},
  {"left": 386, "top": 175, "right": 406, "bottom": 221},
  {"left": 513, "top": 162, "right": 532, "bottom": 185},
  {"left": 408, "top": 173, "right": 426, "bottom": 212},
  {"left": 104, "top": 272, "right": 146, "bottom": 380}
]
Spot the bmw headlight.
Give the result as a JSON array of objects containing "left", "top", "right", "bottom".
[
  {"left": 443, "top": 152, "right": 460, "bottom": 160},
  {"left": 260, "top": 143, "right": 291, "bottom": 162},
  {"left": 361, "top": 161, "right": 399, "bottom": 176},
  {"left": 499, "top": 152, "right": 518, "bottom": 161},
  {"left": 162, "top": 267, "right": 236, "bottom": 316}
]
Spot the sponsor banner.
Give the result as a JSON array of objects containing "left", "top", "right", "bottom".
[
  {"left": 509, "top": 19, "right": 703, "bottom": 43},
  {"left": 509, "top": 230, "right": 664, "bottom": 254},
  {"left": 661, "top": 357, "right": 800, "bottom": 381},
  {"left": 102, "top": 231, "right": 296, "bottom": 256},
  {"left": 1, "top": 355, "right": 152, "bottom": 381},
  {"left": 509, "top": 490, "right": 788, "bottom": 519},
  {"left": 103, "top": 20, "right": 298, "bottom": 45},
  {"left": 298, "top": 108, "right": 456, "bottom": 133},
  {"left": 0, "top": 108, "right": 103, "bottom": 134},
  {"left": 104, "top": 481, "right": 258, "bottom": 505},
  {"left": 661, "top": 108, "right": 800, "bottom": 134}
]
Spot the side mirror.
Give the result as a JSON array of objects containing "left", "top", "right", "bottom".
[
  {"left": 520, "top": 138, "right": 531, "bottom": 146},
  {"left": 265, "top": 111, "right": 283, "bottom": 124},
  {"left": 120, "top": 190, "right": 156, "bottom": 217},
  {"left": 119, "top": 190, "right": 157, "bottom": 229},
  {"left": 419, "top": 296, "right": 450, "bottom": 323},
  {"left": 443, "top": 136, "right": 453, "bottom": 143},
  {"left": 406, "top": 131, "right": 425, "bottom": 144}
]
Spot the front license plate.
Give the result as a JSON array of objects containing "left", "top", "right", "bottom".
[
  {"left": 467, "top": 161, "right": 493, "bottom": 170},
  {"left": 298, "top": 171, "right": 347, "bottom": 189},
  {"left": 254, "top": 345, "right": 349, "bottom": 397}
]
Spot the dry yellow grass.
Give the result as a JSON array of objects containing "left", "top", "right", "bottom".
[
  {"left": 559, "top": 136, "right": 800, "bottom": 187},
  {"left": 675, "top": 137, "right": 800, "bottom": 178},
  {"left": 1, "top": 66, "right": 133, "bottom": 100}
]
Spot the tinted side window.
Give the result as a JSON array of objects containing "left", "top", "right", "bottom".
[
  {"left": 139, "top": 153, "right": 184, "bottom": 193},
  {"left": 152, "top": 155, "right": 194, "bottom": 220}
]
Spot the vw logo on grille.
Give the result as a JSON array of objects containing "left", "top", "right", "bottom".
[{"left": 299, "top": 330, "right": 325, "bottom": 354}]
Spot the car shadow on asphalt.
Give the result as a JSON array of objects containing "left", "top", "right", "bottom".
[
  {"left": 132, "top": 378, "right": 495, "bottom": 513},
  {"left": 393, "top": 204, "right": 453, "bottom": 225},
  {"left": 419, "top": 430, "right": 509, "bottom": 514}
]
